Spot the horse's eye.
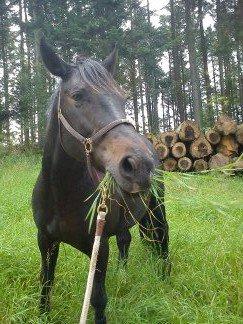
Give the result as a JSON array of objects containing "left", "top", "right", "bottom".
[{"left": 72, "top": 91, "right": 84, "bottom": 101}]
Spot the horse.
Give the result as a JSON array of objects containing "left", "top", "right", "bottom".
[{"left": 32, "top": 37, "right": 169, "bottom": 324}]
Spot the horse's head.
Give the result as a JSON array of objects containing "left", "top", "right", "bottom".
[{"left": 40, "top": 38, "right": 157, "bottom": 193}]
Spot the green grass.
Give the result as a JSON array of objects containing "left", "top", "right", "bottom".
[{"left": 0, "top": 153, "right": 243, "bottom": 324}]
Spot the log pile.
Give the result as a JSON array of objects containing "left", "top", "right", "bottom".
[{"left": 146, "top": 116, "right": 243, "bottom": 172}]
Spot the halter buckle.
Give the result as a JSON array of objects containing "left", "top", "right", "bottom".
[{"left": 84, "top": 138, "right": 93, "bottom": 154}]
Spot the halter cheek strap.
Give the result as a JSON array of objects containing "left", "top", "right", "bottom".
[{"left": 57, "top": 90, "right": 134, "bottom": 183}]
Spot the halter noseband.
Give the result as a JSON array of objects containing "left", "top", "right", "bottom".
[{"left": 57, "top": 90, "right": 134, "bottom": 183}]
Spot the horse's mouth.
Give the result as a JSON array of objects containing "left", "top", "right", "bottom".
[
  {"left": 108, "top": 169, "right": 151, "bottom": 194},
  {"left": 92, "top": 165, "right": 151, "bottom": 195}
]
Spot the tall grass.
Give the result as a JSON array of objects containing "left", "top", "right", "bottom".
[{"left": 0, "top": 153, "right": 243, "bottom": 323}]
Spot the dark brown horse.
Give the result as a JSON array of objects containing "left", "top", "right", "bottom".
[{"left": 32, "top": 37, "right": 169, "bottom": 324}]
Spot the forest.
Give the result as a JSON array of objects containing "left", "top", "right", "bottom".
[
  {"left": 1, "top": 2, "right": 243, "bottom": 323},
  {"left": 0, "top": 0, "right": 243, "bottom": 148}
]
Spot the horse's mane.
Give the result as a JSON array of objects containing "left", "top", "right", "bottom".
[{"left": 46, "top": 87, "right": 59, "bottom": 120}]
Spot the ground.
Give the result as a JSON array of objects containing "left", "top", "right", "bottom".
[{"left": 0, "top": 153, "right": 243, "bottom": 324}]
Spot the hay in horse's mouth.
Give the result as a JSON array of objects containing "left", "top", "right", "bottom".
[{"left": 85, "top": 168, "right": 165, "bottom": 230}]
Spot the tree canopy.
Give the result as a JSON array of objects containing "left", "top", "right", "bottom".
[{"left": 0, "top": 0, "right": 242, "bottom": 147}]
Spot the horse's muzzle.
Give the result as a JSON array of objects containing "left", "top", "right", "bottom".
[{"left": 118, "top": 154, "right": 154, "bottom": 193}]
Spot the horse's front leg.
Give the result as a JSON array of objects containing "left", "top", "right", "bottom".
[
  {"left": 90, "top": 237, "right": 109, "bottom": 324},
  {"left": 38, "top": 231, "right": 59, "bottom": 313},
  {"left": 116, "top": 228, "right": 131, "bottom": 266}
]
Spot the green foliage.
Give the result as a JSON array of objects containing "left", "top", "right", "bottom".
[
  {"left": 0, "top": 154, "right": 243, "bottom": 323},
  {"left": 0, "top": 0, "right": 243, "bottom": 143}
]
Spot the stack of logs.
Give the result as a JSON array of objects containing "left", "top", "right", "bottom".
[{"left": 147, "top": 116, "right": 243, "bottom": 172}]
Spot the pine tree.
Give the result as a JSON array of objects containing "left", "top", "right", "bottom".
[{"left": 185, "top": 0, "right": 202, "bottom": 126}]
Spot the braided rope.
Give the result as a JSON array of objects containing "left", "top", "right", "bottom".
[{"left": 79, "top": 210, "right": 107, "bottom": 324}]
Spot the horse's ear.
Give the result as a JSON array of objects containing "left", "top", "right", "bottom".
[
  {"left": 40, "top": 37, "right": 70, "bottom": 79},
  {"left": 103, "top": 44, "right": 118, "bottom": 75}
]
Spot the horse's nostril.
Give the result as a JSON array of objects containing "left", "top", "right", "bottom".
[
  {"left": 119, "top": 155, "right": 154, "bottom": 188},
  {"left": 121, "top": 156, "right": 136, "bottom": 174}
]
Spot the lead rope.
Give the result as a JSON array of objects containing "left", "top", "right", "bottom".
[{"left": 79, "top": 187, "right": 108, "bottom": 324}]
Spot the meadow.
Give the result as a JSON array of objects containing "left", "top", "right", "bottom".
[{"left": 0, "top": 153, "right": 243, "bottom": 324}]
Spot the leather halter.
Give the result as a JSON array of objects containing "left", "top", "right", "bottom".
[{"left": 57, "top": 90, "right": 134, "bottom": 183}]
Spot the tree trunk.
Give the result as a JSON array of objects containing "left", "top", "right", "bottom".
[
  {"left": 19, "top": 0, "right": 30, "bottom": 146},
  {"left": 24, "top": 0, "right": 36, "bottom": 143},
  {"left": 138, "top": 61, "right": 146, "bottom": 134},
  {"left": 211, "top": 54, "right": 219, "bottom": 117},
  {"left": 130, "top": 59, "right": 139, "bottom": 132},
  {"left": 32, "top": 0, "right": 47, "bottom": 148},
  {"left": 216, "top": 0, "right": 228, "bottom": 114},
  {"left": 234, "top": 0, "right": 243, "bottom": 122},
  {"left": 0, "top": 2, "right": 10, "bottom": 144},
  {"left": 185, "top": 0, "right": 202, "bottom": 126},
  {"left": 170, "top": 0, "right": 185, "bottom": 123},
  {"left": 198, "top": 0, "right": 213, "bottom": 125},
  {"left": 144, "top": 63, "right": 153, "bottom": 133}
]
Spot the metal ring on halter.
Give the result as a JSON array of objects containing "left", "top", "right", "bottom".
[{"left": 84, "top": 138, "right": 93, "bottom": 154}]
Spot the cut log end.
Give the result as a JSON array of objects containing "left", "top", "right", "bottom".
[
  {"left": 209, "top": 153, "right": 230, "bottom": 169},
  {"left": 159, "top": 131, "right": 178, "bottom": 147},
  {"left": 205, "top": 129, "right": 221, "bottom": 145},
  {"left": 172, "top": 142, "right": 186, "bottom": 158},
  {"left": 155, "top": 143, "right": 169, "bottom": 160},
  {"left": 217, "top": 135, "right": 238, "bottom": 157},
  {"left": 236, "top": 124, "right": 243, "bottom": 145},
  {"left": 214, "top": 115, "right": 237, "bottom": 135},
  {"left": 232, "top": 158, "right": 243, "bottom": 173},
  {"left": 193, "top": 159, "right": 208, "bottom": 171},
  {"left": 178, "top": 157, "right": 192, "bottom": 172},
  {"left": 163, "top": 158, "right": 177, "bottom": 171},
  {"left": 190, "top": 136, "right": 213, "bottom": 159},
  {"left": 177, "top": 120, "right": 200, "bottom": 142},
  {"left": 145, "top": 133, "right": 159, "bottom": 147}
]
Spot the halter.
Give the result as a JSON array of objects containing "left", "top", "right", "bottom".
[{"left": 57, "top": 90, "right": 134, "bottom": 183}]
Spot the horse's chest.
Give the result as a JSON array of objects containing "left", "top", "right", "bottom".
[
  {"left": 47, "top": 190, "right": 148, "bottom": 246},
  {"left": 47, "top": 206, "right": 93, "bottom": 251},
  {"left": 45, "top": 193, "right": 88, "bottom": 235}
]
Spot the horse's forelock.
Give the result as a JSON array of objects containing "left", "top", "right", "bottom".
[
  {"left": 78, "top": 58, "right": 125, "bottom": 98},
  {"left": 46, "top": 58, "right": 125, "bottom": 121}
]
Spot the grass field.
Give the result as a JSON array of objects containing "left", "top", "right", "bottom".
[{"left": 0, "top": 153, "right": 243, "bottom": 324}]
